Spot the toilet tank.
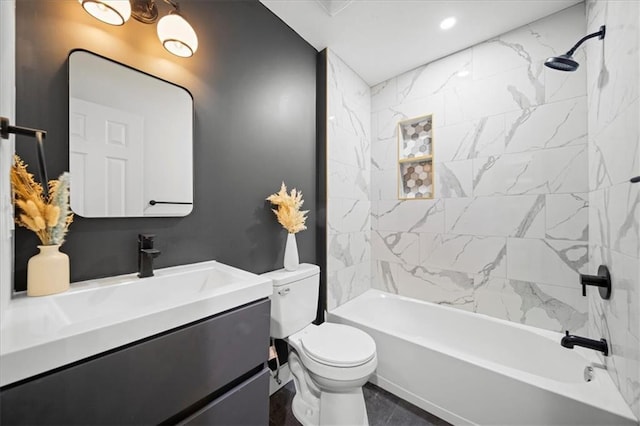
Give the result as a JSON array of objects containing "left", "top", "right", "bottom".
[{"left": 261, "top": 264, "right": 320, "bottom": 339}]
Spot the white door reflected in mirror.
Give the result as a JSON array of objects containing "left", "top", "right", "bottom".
[{"left": 68, "top": 50, "right": 193, "bottom": 217}]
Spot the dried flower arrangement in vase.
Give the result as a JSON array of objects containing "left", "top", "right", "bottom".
[
  {"left": 11, "top": 155, "right": 74, "bottom": 296},
  {"left": 266, "top": 182, "right": 308, "bottom": 271}
]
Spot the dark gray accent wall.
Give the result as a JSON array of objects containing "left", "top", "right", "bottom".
[{"left": 14, "top": 0, "right": 317, "bottom": 290}]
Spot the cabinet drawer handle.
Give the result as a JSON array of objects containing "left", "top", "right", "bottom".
[{"left": 278, "top": 288, "right": 290, "bottom": 296}]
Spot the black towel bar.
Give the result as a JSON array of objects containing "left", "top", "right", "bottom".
[{"left": 149, "top": 200, "right": 193, "bottom": 205}]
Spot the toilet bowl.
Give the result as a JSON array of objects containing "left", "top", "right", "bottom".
[
  {"left": 287, "top": 323, "right": 377, "bottom": 425},
  {"left": 262, "top": 264, "right": 377, "bottom": 426}
]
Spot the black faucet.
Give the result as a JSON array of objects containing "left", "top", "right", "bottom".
[
  {"left": 561, "top": 331, "right": 608, "bottom": 356},
  {"left": 138, "top": 234, "right": 161, "bottom": 278}
]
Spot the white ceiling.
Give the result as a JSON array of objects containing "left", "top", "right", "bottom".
[{"left": 260, "top": 0, "right": 582, "bottom": 86}]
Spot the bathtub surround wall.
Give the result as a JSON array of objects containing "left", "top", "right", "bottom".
[
  {"left": 585, "top": 0, "right": 640, "bottom": 418},
  {"left": 326, "top": 51, "right": 372, "bottom": 310},
  {"left": 370, "top": 4, "right": 590, "bottom": 334},
  {"left": 12, "top": 0, "right": 317, "bottom": 290}
]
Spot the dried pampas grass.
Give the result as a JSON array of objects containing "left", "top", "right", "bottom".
[
  {"left": 11, "top": 155, "right": 73, "bottom": 245},
  {"left": 266, "top": 182, "right": 308, "bottom": 234}
]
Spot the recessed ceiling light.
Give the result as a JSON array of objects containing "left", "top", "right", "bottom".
[{"left": 440, "top": 16, "right": 456, "bottom": 30}]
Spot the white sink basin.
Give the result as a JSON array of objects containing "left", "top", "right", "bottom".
[{"left": 0, "top": 261, "right": 272, "bottom": 387}]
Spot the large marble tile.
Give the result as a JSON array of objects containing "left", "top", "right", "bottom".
[
  {"left": 473, "top": 145, "right": 588, "bottom": 196},
  {"left": 507, "top": 238, "right": 588, "bottom": 287},
  {"left": 586, "top": 1, "right": 639, "bottom": 139},
  {"left": 371, "top": 169, "right": 398, "bottom": 202},
  {"left": 371, "top": 139, "right": 397, "bottom": 172},
  {"left": 328, "top": 124, "right": 370, "bottom": 170},
  {"left": 589, "top": 246, "right": 639, "bottom": 341},
  {"left": 419, "top": 233, "right": 507, "bottom": 277},
  {"left": 544, "top": 49, "right": 587, "bottom": 103},
  {"left": 328, "top": 92, "right": 371, "bottom": 142},
  {"left": 445, "top": 195, "right": 545, "bottom": 238},
  {"left": 376, "top": 94, "right": 445, "bottom": 142},
  {"left": 327, "top": 261, "right": 371, "bottom": 310},
  {"left": 396, "top": 48, "right": 473, "bottom": 103},
  {"left": 374, "top": 260, "right": 475, "bottom": 310},
  {"left": 328, "top": 199, "right": 370, "bottom": 235},
  {"left": 371, "top": 78, "right": 397, "bottom": 113},
  {"left": 588, "top": 188, "right": 606, "bottom": 249},
  {"left": 436, "top": 160, "right": 473, "bottom": 199},
  {"left": 437, "top": 115, "right": 505, "bottom": 163},
  {"left": 474, "top": 276, "right": 588, "bottom": 334},
  {"left": 372, "top": 231, "right": 420, "bottom": 265},
  {"left": 327, "top": 50, "right": 370, "bottom": 109},
  {"left": 376, "top": 199, "right": 445, "bottom": 233},
  {"left": 605, "top": 182, "right": 639, "bottom": 258},
  {"left": 328, "top": 160, "right": 370, "bottom": 201},
  {"left": 546, "top": 193, "right": 589, "bottom": 241},
  {"left": 625, "top": 334, "right": 640, "bottom": 418},
  {"left": 589, "top": 182, "right": 639, "bottom": 258},
  {"left": 444, "top": 65, "right": 545, "bottom": 126},
  {"left": 472, "top": 4, "right": 586, "bottom": 80},
  {"left": 504, "top": 96, "right": 587, "bottom": 154},
  {"left": 589, "top": 291, "right": 626, "bottom": 389},
  {"left": 589, "top": 99, "right": 639, "bottom": 190},
  {"left": 327, "top": 231, "right": 370, "bottom": 271},
  {"left": 372, "top": 259, "right": 395, "bottom": 293}
]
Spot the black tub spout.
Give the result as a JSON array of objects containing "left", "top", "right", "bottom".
[{"left": 561, "top": 331, "right": 608, "bottom": 356}]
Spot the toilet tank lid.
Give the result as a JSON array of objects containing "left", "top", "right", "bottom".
[{"left": 261, "top": 263, "right": 319, "bottom": 287}]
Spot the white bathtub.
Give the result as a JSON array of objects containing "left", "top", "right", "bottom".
[{"left": 328, "top": 289, "right": 638, "bottom": 426}]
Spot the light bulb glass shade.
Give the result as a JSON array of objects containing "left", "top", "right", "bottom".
[
  {"left": 79, "top": 0, "right": 131, "bottom": 26},
  {"left": 157, "top": 13, "right": 198, "bottom": 58}
]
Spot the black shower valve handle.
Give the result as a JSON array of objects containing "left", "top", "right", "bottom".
[
  {"left": 631, "top": 176, "right": 640, "bottom": 183},
  {"left": 579, "top": 265, "right": 611, "bottom": 300}
]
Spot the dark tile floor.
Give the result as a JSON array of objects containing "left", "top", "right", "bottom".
[{"left": 269, "top": 381, "right": 450, "bottom": 426}]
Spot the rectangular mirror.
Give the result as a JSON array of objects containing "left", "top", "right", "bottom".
[{"left": 68, "top": 50, "right": 193, "bottom": 217}]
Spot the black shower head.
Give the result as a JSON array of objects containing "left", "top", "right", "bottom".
[
  {"left": 544, "top": 25, "right": 606, "bottom": 72},
  {"left": 544, "top": 54, "right": 579, "bottom": 72}
]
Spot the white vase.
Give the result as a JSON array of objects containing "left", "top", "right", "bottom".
[
  {"left": 284, "top": 233, "right": 299, "bottom": 271},
  {"left": 27, "top": 245, "right": 70, "bottom": 297}
]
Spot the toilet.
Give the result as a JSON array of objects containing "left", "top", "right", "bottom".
[{"left": 263, "top": 264, "right": 377, "bottom": 426}]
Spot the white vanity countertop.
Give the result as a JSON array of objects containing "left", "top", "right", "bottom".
[{"left": 0, "top": 261, "right": 273, "bottom": 387}]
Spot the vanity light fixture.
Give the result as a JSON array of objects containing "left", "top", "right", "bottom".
[
  {"left": 157, "top": 9, "right": 198, "bottom": 57},
  {"left": 79, "top": 0, "right": 198, "bottom": 58},
  {"left": 78, "top": 0, "right": 131, "bottom": 26}
]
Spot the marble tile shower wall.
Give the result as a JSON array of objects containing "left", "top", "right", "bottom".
[
  {"left": 585, "top": 0, "right": 640, "bottom": 418},
  {"left": 326, "top": 51, "right": 372, "bottom": 310},
  {"left": 370, "top": 4, "right": 591, "bottom": 334}
]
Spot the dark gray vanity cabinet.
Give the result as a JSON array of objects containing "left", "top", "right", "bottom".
[{"left": 0, "top": 298, "right": 271, "bottom": 425}]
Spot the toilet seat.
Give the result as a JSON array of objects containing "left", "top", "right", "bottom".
[
  {"left": 287, "top": 323, "right": 378, "bottom": 383},
  {"left": 300, "top": 323, "right": 376, "bottom": 367}
]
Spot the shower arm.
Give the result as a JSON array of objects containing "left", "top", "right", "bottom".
[
  {"left": 566, "top": 26, "right": 606, "bottom": 56},
  {"left": 1, "top": 116, "right": 49, "bottom": 193}
]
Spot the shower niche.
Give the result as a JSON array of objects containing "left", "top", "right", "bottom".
[{"left": 397, "top": 114, "right": 434, "bottom": 199}]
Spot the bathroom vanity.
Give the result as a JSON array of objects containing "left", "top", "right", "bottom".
[{"left": 0, "top": 261, "right": 272, "bottom": 425}]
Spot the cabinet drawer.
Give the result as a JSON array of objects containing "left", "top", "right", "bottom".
[
  {"left": 0, "top": 299, "right": 270, "bottom": 425},
  {"left": 181, "top": 368, "right": 269, "bottom": 426}
]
